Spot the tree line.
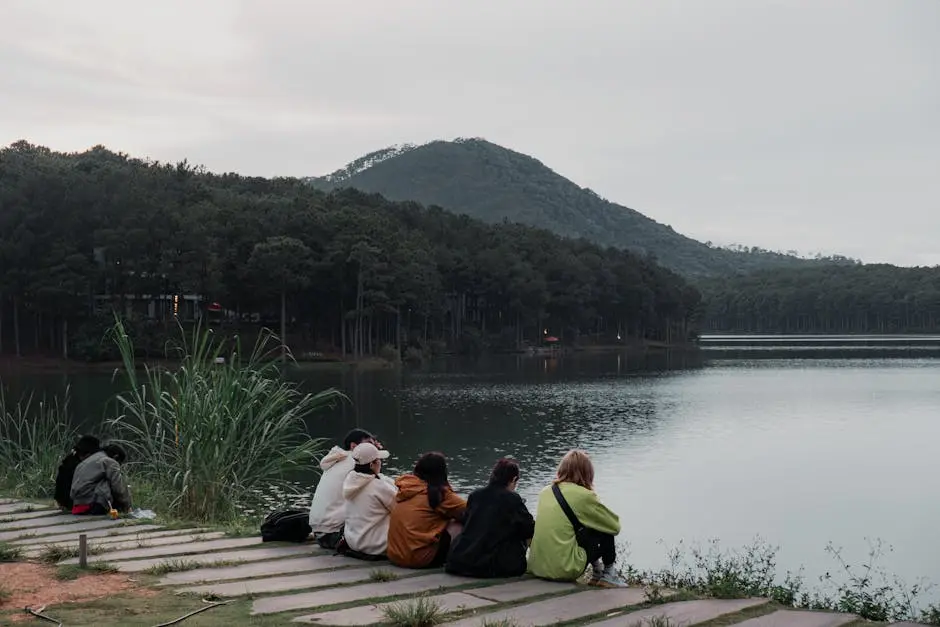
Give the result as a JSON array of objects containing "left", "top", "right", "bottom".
[
  {"left": 0, "top": 141, "right": 702, "bottom": 361},
  {"left": 701, "top": 265, "right": 940, "bottom": 334}
]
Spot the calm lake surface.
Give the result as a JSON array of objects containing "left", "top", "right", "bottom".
[{"left": 3, "top": 342, "right": 939, "bottom": 590}]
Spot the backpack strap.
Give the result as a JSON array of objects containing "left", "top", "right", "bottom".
[{"left": 551, "top": 483, "right": 584, "bottom": 533}]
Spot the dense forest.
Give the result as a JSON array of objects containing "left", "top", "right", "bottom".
[
  {"left": 0, "top": 141, "right": 701, "bottom": 362},
  {"left": 309, "top": 138, "right": 858, "bottom": 277},
  {"left": 701, "top": 265, "right": 940, "bottom": 334}
]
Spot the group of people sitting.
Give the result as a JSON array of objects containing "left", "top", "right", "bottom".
[
  {"left": 308, "top": 429, "right": 626, "bottom": 587},
  {"left": 53, "top": 435, "right": 132, "bottom": 515}
]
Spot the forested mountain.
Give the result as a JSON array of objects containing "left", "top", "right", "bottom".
[
  {"left": 701, "top": 265, "right": 940, "bottom": 334},
  {"left": 309, "top": 139, "right": 856, "bottom": 278},
  {"left": 0, "top": 141, "right": 701, "bottom": 361}
]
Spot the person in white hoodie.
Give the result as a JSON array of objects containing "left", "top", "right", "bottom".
[
  {"left": 309, "top": 429, "right": 376, "bottom": 549},
  {"left": 342, "top": 442, "right": 396, "bottom": 558}
]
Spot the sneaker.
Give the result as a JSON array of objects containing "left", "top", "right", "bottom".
[{"left": 590, "top": 566, "right": 628, "bottom": 588}]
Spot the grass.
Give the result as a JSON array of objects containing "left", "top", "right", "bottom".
[
  {"left": 633, "top": 617, "right": 676, "bottom": 627},
  {"left": 144, "top": 558, "right": 246, "bottom": 576},
  {"left": 480, "top": 620, "right": 521, "bottom": 627},
  {"left": 0, "top": 386, "right": 77, "bottom": 498},
  {"left": 0, "top": 542, "right": 22, "bottom": 562},
  {"left": 55, "top": 562, "right": 119, "bottom": 580},
  {"left": 620, "top": 537, "right": 940, "bottom": 625},
  {"left": 107, "top": 318, "right": 343, "bottom": 522},
  {"left": 370, "top": 568, "right": 401, "bottom": 582},
  {"left": 382, "top": 596, "right": 445, "bottom": 627},
  {"left": 38, "top": 543, "right": 104, "bottom": 564}
]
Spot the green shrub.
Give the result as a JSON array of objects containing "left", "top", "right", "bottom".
[
  {"left": 379, "top": 344, "right": 401, "bottom": 363},
  {"left": 0, "top": 388, "right": 77, "bottom": 498},
  {"left": 382, "top": 596, "right": 443, "bottom": 627},
  {"left": 107, "top": 318, "right": 342, "bottom": 522}
]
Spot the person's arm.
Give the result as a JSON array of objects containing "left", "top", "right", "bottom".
[
  {"left": 575, "top": 489, "right": 621, "bottom": 536},
  {"left": 104, "top": 458, "right": 131, "bottom": 512},
  {"left": 509, "top": 493, "right": 536, "bottom": 540},
  {"left": 436, "top": 487, "right": 467, "bottom": 521},
  {"left": 377, "top": 479, "right": 397, "bottom": 513}
]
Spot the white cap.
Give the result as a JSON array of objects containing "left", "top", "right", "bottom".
[{"left": 352, "top": 442, "right": 390, "bottom": 465}]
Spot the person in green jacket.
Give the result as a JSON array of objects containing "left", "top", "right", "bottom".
[{"left": 527, "top": 449, "right": 626, "bottom": 587}]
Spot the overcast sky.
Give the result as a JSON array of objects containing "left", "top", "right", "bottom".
[{"left": 2, "top": 1, "right": 937, "bottom": 265}]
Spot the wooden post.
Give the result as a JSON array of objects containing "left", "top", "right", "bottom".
[{"left": 78, "top": 534, "right": 88, "bottom": 568}]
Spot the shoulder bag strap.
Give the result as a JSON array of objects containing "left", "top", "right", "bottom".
[{"left": 551, "top": 483, "right": 584, "bottom": 532}]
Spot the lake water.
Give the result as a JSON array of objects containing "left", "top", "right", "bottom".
[{"left": 3, "top": 344, "right": 939, "bottom": 593}]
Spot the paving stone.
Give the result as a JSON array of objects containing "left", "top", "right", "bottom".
[
  {"left": 0, "top": 512, "right": 105, "bottom": 530},
  {"left": 0, "top": 518, "right": 125, "bottom": 542},
  {"left": 587, "top": 598, "right": 770, "bottom": 627},
  {"left": 59, "top": 536, "right": 263, "bottom": 564},
  {"left": 889, "top": 623, "right": 932, "bottom": 627},
  {"left": 443, "top": 587, "right": 649, "bottom": 627},
  {"left": 111, "top": 544, "right": 323, "bottom": 572},
  {"left": 0, "top": 502, "right": 52, "bottom": 514},
  {"left": 178, "top": 565, "right": 414, "bottom": 597},
  {"left": 0, "top": 509, "right": 73, "bottom": 522},
  {"left": 464, "top": 578, "right": 577, "bottom": 602},
  {"left": 159, "top": 554, "right": 364, "bottom": 585},
  {"left": 734, "top": 610, "right": 857, "bottom": 627},
  {"left": 294, "top": 591, "right": 494, "bottom": 625},
  {"left": 9, "top": 524, "right": 165, "bottom": 545},
  {"left": 22, "top": 531, "right": 226, "bottom": 558},
  {"left": 252, "top": 572, "right": 475, "bottom": 615}
]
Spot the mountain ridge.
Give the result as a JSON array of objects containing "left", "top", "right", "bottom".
[{"left": 308, "top": 138, "right": 855, "bottom": 278}]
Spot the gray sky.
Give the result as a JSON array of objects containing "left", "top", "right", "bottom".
[{"left": 2, "top": 1, "right": 938, "bottom": 266}]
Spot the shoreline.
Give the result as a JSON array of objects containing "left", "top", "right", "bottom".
[{"left": 0, "top": 341, "right": 697, "bottom": 375}]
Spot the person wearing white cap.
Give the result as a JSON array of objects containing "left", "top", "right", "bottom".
[{"left": 341, "top": 442, "right": 396, "bottom": 558}]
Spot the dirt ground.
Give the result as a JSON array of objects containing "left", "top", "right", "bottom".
[{"left": 0, "top": 563, "right": 154, "bottom": 622}]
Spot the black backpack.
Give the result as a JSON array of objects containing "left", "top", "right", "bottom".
[{"left": 260, "top": 509, "right": 312, "bottom": 543}]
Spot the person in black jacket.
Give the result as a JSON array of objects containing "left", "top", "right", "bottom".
[
  {"left": 445, "top": 458, "right": 535, "bottom": 578},
  {"left": 54, "top": 435, "right": 101, "bottom": 510}
]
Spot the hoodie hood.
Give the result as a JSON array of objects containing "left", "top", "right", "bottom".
[
  {"left": 394, "top": 473, "right": 428, "bottom": 503},
  {"left": 343, "top": 471, "right": 379, "bottom": 499},
  {"left": 320, "top": 446, "right": 350, "bottom": 471}
]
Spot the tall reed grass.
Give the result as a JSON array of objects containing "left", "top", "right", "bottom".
[
  {"left": 0, "top": 388, "right": 76, "bottom": 498},
  {"left": 108, "top": 318, "right": 342, "bottom": 521}
]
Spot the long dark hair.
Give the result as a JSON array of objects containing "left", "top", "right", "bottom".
[
  {"left": 488, "top": 458, "right": 520, "bottom": 488},
  {"left": 414, "top": 452, "right": 449, "bottom": 509}
]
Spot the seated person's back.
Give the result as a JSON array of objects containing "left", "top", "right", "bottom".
[
  {"left": 446, "top": 458, "right": 535, "bottom": 578},
  {"left": 387, "top": 452, "right": 466, "bottom": 569},
  {"left": 309, "top": 429, "right": 376, "bottom": 549},
  {"left": 70, "top": 444, "right": 131, "bottom": 515},
  {"left": 54, "top": 435, "right": 100, "bottom": 510},
  {"left": 341, "top": 443, "right": 396, "bottom": 558}
]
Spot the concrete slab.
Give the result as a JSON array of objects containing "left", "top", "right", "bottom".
[
  {"left": 0, "top": 509, "right": 73, "bottom": 522},
  {"left": 734, "top": 610, "right": 857, "bottom": 627},
  {"left": 111, "top": 544, "right": 323, "bottom": 573},
  {"left": 443, "top": 588, "right": 649, "bottom": 627},
  {"left": 0, "top": 518, "right": 125, "bottom": 542},
  {"left": 588, "top": 598, "right": 770, "bottom": 627},
  {"left": 177, "top": 565, "right": 414, "bottom": 598},
  {"left": 252, "top": 572, "right": 475, "bottom": 615},
  {"left": 889, "top": 623, "right": 932, "bottom": 627},
  {"left": 8, "top": 524, "right": 165, "bottom": 545},
  {"left": 464, "top": 578, "right": 577, "bottom": 602},
  {"left": 294, "top": 592, "right": 494, "bottom": 625},
  {"left": 58, "top": 536, "right": 263, "bottom": 564},
  {"left": 22, "top": 532, "right": 226, "bottom": 558},
  {"left": 0, "top": 512, "right": 110, "bottom": 530},
  {"left": 0, "top": 502, "right": 53, "bottom": 514},
  {"left": 159, "top": 555, "right": 364, "bottom": 585}
]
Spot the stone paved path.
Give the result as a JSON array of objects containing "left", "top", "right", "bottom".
[{"left": 0, "top": 499, "right": 932, "bottom": 626}]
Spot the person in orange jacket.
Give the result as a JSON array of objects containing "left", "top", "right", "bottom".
[{"left": 387, "top": 452, "right": 466, "bottom": 568}]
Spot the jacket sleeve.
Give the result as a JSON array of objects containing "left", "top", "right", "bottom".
[
  {"left": 436, "top": 488, "right": 467, "bottom": 522},
  {"left": 104, "top": 458, "right": 131, "bottom": 511},
  {"left": 377, "top": 480, "right": 397, "bottom": 513},
  {"left": 576, "top": 490, "right": 621, "bottom": 536},
  {"left": 509, "top": 493, "right": 535, "bottom": 540}
]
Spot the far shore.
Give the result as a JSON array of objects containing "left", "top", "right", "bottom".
[{"left": 0, "top": 340, "right": 695, "bottom": 376}]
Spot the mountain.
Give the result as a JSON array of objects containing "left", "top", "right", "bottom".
[{"left": 309, "top": 138, "right": 852, "bottom": 278}]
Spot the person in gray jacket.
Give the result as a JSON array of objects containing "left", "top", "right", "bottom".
[{"left": 70, "top": 444, "right": 131, "bottom": 515}]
